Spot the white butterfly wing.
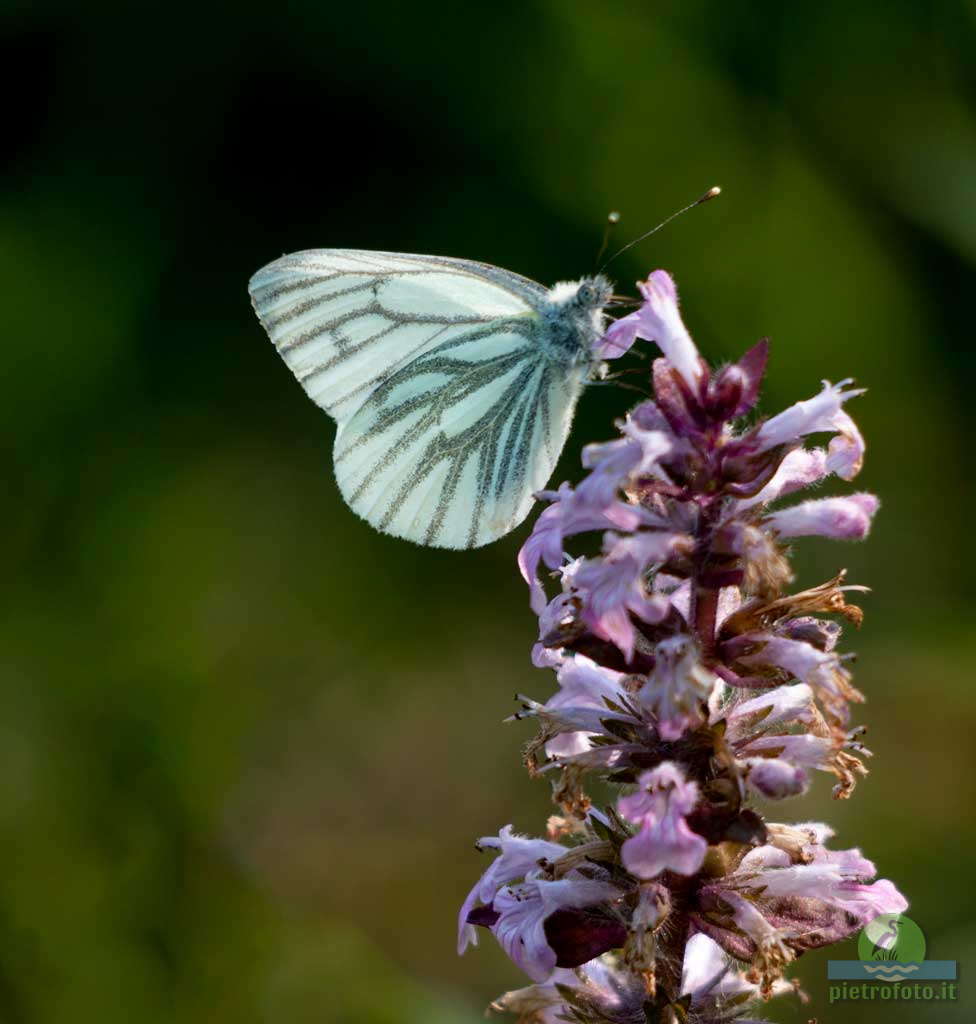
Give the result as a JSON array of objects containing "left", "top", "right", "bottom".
[
  {"left": 249, "top": 249, "right": 586, "bottom": 548},
  {"left": 249, "top": 249, "right": 542, "bottom": 422}
]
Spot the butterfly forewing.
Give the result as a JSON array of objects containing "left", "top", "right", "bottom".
[{"left": 249, "top": 249, "right": 588, "bottom": 549}]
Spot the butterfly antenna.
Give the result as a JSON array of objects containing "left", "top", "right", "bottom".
[
  {"left": 598, "top": 186, "right": 721, "bottom": 275},
  {"left": 594, "top": 210, "right": 622, "bottom": 270},
  {"left": 590, "top": 377, "right": 647, "bottom": 395}
]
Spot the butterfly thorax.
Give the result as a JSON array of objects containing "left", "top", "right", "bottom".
[{"left": 535, "top": 274, "right": 613, "bottom": 366}]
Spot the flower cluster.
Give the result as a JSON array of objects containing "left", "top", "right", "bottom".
[{"left": 459, "top": 271, "right": 906, "bottom": 1023}]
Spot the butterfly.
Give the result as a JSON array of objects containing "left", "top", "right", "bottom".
[{"left": 248, "top": 249, "right": 613, "bottom": 549}]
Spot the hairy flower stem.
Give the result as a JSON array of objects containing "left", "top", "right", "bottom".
[
  {"left": 658, "top": 496, "right": 720, "bottom": 1005},
  {"left": 690, "top": 501, "right": 722, "bottom": 663},
  {"left": 656, "top": 918, "right": 689, "bottom": 1015}
]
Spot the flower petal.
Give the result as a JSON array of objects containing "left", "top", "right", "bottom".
[
  {"left": 634, "top": 271, "right": 703, "bottom": 390},
  {"left": 766, "top": 493, "right": 879, "bottom": 540}
]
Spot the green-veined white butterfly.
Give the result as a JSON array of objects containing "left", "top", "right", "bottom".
[{"left": 248, "top": 249, "right": 613, "bottom": 549}]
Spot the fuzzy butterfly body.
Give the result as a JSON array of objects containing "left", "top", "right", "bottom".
[{"left": 248, "top": 249, "right": 611, "bottom": 548}]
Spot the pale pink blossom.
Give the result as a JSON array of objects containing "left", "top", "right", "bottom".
[
  {"left": 618, "top": 762, "right": 707, "bottom": 878},
  {"left": 483, "top": 877, "right": 623, "bottom": 981},
  {"left": 754, "top": 378, "right": 865, "bottom": 452},
  {"left": 733, "top": 447, "right": 828, "bottom": 512},
  {"left": 457, "top": 826, "right": 569, "bottom": 954},
  {"left": 635, "top": 635, "right": 716, "bottom": 739},
  {"left": 766, "top": 493, "right": 879, "bottom": 540},
  {"left": 572, "top": 531, "right": 686, "bottom": 661},
  {"left": 599, "top": 271, "right": 702, "bottom": 390}
]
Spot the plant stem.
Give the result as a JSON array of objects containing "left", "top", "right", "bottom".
[{"left": 691, "top": 500, "right": 721, "bottom": 660}]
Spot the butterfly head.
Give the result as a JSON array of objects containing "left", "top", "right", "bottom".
[
  {"left": 572, "top": 274, "right": 614, "bottom": 311},
  {"left": 540, "top": 275, "right": 614, "bottom": 365},
  {"left": 545, "top": 275, "right": 613, "bottom": 312}
]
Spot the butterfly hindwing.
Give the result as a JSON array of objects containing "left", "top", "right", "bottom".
[
  {"left": 248, "top": 249, "right": 588, "bottom": 549},
  {"left": 334, "top": 326, "right": 586, "bottom": 548}
]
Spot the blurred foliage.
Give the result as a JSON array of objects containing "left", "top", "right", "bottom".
[{"left": 1, "top": 1, "right": 974, "bottom": 1021}]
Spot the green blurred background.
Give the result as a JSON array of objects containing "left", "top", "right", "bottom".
[{"left": 2, "top": 1, "right": 974, "bottom": 1021}]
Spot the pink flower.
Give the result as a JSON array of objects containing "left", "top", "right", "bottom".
[
  {"left": 578, "top": 425, "right": 672, "bottom": 509},
  {"left": 599, "top": 271, "right": 702, "bottom": 390},
  {"left": 738, "top": 634, "right": 861, "bottom": 722},
  {"left": 478, "top": 877, "right": 624, "bottom": 982},
  {"left": 457, "top": 826, "right": 569, "bottom": 954},
  {"left": 733, "top": 447, "right": 828, "bottom": 511},
  {"left": 754, "top": 379, "right": 865, "bottom": 452},
  {"left": 681, "top": 932, "right": 792, "bottom": 1007},
  {"left": 691, "top": 833, "right": 907, "bottom": 992},
  {"left": 573, "top": 531, "right": 686, "bottom": 661},
  {"left": 490, "top": 957, "right": 647, "bottom": 1023},
  {"left": 635, "top": 635, "right": 716, "bottom": 739},
  {"left": 518, "top": 484, "right": 650, "bottom": 614},
  {"left": 743, "top": 757, "right": 809, "bottom": 799},
  {"left": 825, "top": 408, "right": 866, "bottom": 481},
  {"left": 618, "top": 762, "right": 707, "bottom": 879},
  {"left": 595, "top": 313, "right": 641, "bottom": 360},
  {"left": 724, "top": 681, "right": 819, "bottom": 732},
  {"left": 536, "top": 655, "right": 629, "bottom": 757},
  {"left": 720, "top": 682, "right": 867, "bottom": 798},
  {"left": 766, "top": 493, "right": 879, "bottom": 540}
]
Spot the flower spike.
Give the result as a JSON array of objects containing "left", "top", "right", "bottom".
[{"left": 461, "top": 270, "right": 904, "bottom": 1023}]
